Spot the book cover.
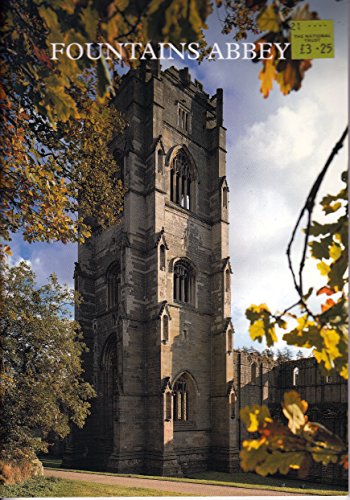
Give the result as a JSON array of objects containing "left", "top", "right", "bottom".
[{"left": 1, "top": 0, "right": 348, "bottom": 496}]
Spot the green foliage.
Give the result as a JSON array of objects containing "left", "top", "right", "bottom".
[
  {"left": 240, "top": 391, "right": 347, "bottom": 477},
  {"left": 1, "top": 0, "right": 212, "bottom": 125},
  {"left": 1, "top": 79, "right": 126, "bottom": 246},
  {"left": 0, "top": 0, "right": 208, "bottom": 247},
  {"left": 0, "top": 0, "right": 212, "bottom": 249},
  {"left": 0, "top": 262, "right": 95, "bottom": 463}
]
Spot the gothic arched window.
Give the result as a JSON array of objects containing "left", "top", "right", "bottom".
[
  {"left": 173, "top": 377, "right": 189, "bottom": 421},
  {"left": 170, "top": 150, "right": 193, "bottom": 210},
  {"left": 225, "top": 269, "right": 230, "bottom": 292},
  {"left": 165, "top": 392, "right": 172, "bottom": 421},
  {"left": 160, "top": 244, "right": 166, "bottom": 270},
  {"left": 227, "top": 329, "right": 233, "bottom": 353},
  {"left": 230, "top": 392, "right": 236, "bottom": 419},
  {"left": 251, "top": 362, "right": 257, "bottom": 382},
  {"left": 157, "top": 149, "right": 164, "bottom": 173},
  {"left": 162, "top": 315, "right": 169, "bottom": 343},
  {"left": 100, "top": 336, "right": 117, "bottom": 450},
  {"left": 173, "top": 260, "right": 195, "bottom": 304},
  {"left": 223, "top": 186, "right": 228, "bottom": 208},
  {"left": 293, "top": 367, "right": 299, "bottom": 386},
  {"left": 107, "top": 263, "right": 120, "bottom": 309}
]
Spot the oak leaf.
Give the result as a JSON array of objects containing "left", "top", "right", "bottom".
[{"left": 282, "top": 390, "right": 307, "bottom": 434}]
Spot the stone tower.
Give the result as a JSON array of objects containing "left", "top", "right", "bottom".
[{"left": 65, "top": 63, "right": 237, "bottom": 475}]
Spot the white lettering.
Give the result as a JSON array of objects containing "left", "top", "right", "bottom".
[
  {"left": 50, "top": 43, "right": 65, "bottom": 60},
  {"left": 104, "top": 43, "right": 123, "bottom": 60},
  {"left": 208, "top": 42, "right": 224, "bottom": 60},
  {"left": 123, "top": 42, "right": 143, "bottom": 60},
  {"left": 140, "top": 42, "right": 157, "bottom": 59},
  {"left": 259, "top": 43, "right": 273, "bottom": 60},
  {"left": 274, "top": 42, "right": 291, "bottom": 60},
  {"left": 242, "top": 43, "right": 257, "bottom": 60},
  {"left": 66, "top": 43, "right": 84, "bottom": 60},
  {"left": 226, "top": 43, "right": 240, "bottom": 60},
  {"left": 85, "top": 43, "right": 104, "bottom": 60},
  {"left": 187, "top": 42, "right": 200, "bottom": 60}
]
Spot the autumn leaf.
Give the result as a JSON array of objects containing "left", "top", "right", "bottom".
[
  {"left": 317, "top": 261, "right": 331, "bottom": 276},
  {"left": 256, "top": 450, "right": 305, "bottom": 476},
  {"left": 321, "top": 298, "right": 335, "bottom": 313},
  {"left": 259, "top": 56, "right": 276, "bottom": 98},
  {"left": 240, "top": 440, "right": 269, "bottom": 471},
  {"left": 257, "top": 5, "right": 281, "bottom": 32},
  {"left": 317, "top": 286, "right": 335, "bottom": 296},
  {"left": 240, "top": 405, "right": 271, "bottom": 432},
  {"left": 282, "top": 391, "right": 308, "bottom": 434},
  {"left": 240, "top": 391, "right": 345, "bottom": 477}
]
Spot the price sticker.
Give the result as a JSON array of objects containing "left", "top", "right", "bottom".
[{"left": 291, "top": 20, "right": 334, "bottom": 59}]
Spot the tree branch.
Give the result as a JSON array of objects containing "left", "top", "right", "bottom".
[{"left": 286, "top": 126, "right": 348, "bottom": 307}]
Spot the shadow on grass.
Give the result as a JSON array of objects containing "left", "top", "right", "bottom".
[{"left": 190, "top": 471, "right": 347, "bottom": 495}]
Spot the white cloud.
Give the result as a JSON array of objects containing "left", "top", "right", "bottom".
[
  {"left": 218, "top": 48, "right": 347, "bottom": 351},
  {"left": 10, "top": 236, "right": 76, "bottom": 289}
]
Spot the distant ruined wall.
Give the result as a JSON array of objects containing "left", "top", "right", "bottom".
[{"left": 234, "top": 351, "right": 347, "bottom": 485}]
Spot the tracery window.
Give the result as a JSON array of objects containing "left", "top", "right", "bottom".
[
  {"left": 173, "top": 260, "right": 195, "bottom": 304},
  {"left": 107, "top": 263, "right": 120, "bottom": 309},
  {"left": 178, "top": 107, "right": 189, "bottom": 131},
  {"left": 173, "top": 377, "right": 189, "bottom": 421},
  {"left": 170, "top": 150, "right": 193, "bottom": 210}
]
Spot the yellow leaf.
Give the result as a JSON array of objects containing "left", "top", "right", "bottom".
[
  {"left": 339, "top": 364, "right": 348, "bottom": 380},
  {"left": 257, "top": 5, "right": 281, "bottom": 33},
  {"left": 313, "top": 328, "right": 342, "bottom": 371},
  {"left": 317, "top": 261, "right": 330, "bottom": 276},
  {"left": 282, "top": 390, "right": 307, "bottom": 434},
  {"left": 240, "top": 404, "right": 271, "bottom": 432},
  {"left": 249, "top": 319, "right": 265, "bottom": 342},
  {"left": 259, "top": 57, "right": 276, "bottom": 98},
  {"left": 329, "top": 242, "right": 342, "bottom": 261}
]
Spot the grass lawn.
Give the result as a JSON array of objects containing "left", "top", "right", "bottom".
[
  {"left": 39, "top": 457, "right": 348, "bottom": 496},
  {"left": 0, "top": 476, "right": 186, "bottom": 497},
  {"left": 190, "top": 471, "right": 348, "bottom": 496}
]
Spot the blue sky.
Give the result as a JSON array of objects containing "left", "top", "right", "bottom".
[{"left": 10, "top": 0, "right": 348, "bottom": 353}]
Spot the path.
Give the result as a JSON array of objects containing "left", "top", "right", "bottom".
[{"left": 45, "top": 469, "right": 301, "bottom": 496}]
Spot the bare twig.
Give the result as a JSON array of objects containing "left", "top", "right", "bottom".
[{"left": 286, "top": 126, "right": 348, "bottom": 307}]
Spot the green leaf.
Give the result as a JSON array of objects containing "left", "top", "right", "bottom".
[
  {"left": 96, "top": 56, "right": 112, "bottom": 98},
  {"left": 309, "top": 239, "right": 330, "bottom": 260},
  {"left": 328, "top": 253, "right": 347, "bottom": 289},
  {"left": 257, "top": 5, "right": 281, "bottom": 33}
]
